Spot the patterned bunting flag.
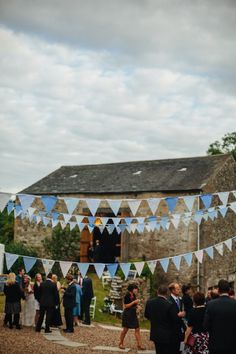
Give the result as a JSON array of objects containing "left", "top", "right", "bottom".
[
  {"left": 194, "top": 250, "right": 204, "bottom": 263},
  {"left": 134, "top": 261, "right": 145, "bottom": 276},
  {"left": 42, "top": 259, "right": 55, "bottom": 275},
  {"left": 147, "top": 260, "right": 157, "bottom": 274},
  {"left": 60, "top": 261, "right": 72, "bottom": 277},
  {"left": 214, "top": 243, "right": 224, "bottom": 256}
]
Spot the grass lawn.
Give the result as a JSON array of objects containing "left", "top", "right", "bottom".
[{"left": 0, "top": 273, "right": 150, "bottom": 329}]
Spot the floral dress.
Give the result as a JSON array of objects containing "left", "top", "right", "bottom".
[{"left": 185, "top": 307, "right": 209, "bottom": 354}]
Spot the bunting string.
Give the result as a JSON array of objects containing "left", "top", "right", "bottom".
[{"left": 3, "top": 234, "right": 236, "bottom": 279}]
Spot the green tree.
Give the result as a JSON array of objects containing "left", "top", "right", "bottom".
[
  {"left": 42, "top": 225, "right": 80, "bottom": 261},
  {"left": 207, "top": 132, "right": 236, "bottom": 160},
  {"left": 0, "top": 209, "right": 14, "bottom": 244}
]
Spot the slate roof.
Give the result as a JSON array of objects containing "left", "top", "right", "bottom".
[{"left": 21, "top": 154, "right": 232, "bottom": 195}]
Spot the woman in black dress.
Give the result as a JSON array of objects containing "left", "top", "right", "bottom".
[
  {"left": 119, "top": 284, "right": 145, "bottom": 350},
  {"left": 184, "top": 292, "right": 209, "bottom": 354}
]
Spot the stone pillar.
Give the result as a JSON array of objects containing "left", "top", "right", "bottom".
[{"left": 0, "top": 243, "right": 5, "bottom": 274}]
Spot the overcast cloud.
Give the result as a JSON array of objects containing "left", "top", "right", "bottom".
[{"left": 0, "top": 0, "right": 236, "bottom": 193}]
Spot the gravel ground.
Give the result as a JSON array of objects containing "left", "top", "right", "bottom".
[{"left": 0, "top": 314, "right": 155, "bottom": 354}]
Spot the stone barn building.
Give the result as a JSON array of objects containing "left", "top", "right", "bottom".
[{"left": 15, "top": 154, "right": 236, "bottom": 290}]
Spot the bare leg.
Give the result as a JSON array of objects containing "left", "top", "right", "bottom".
[
  {"left": 119, "top": 327, "right": 129, "bottom": 348},
  {"left": 135, "top": 328, "right": 145, "bottom": 349}
]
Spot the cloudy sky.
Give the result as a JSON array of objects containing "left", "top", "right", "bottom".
[{"left": 0, "top": 0, "right": 236, "bottom": 193}]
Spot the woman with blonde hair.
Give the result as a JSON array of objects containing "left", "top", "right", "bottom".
[
  {"left": 22, "top": 275, "right": 35, "bottom": 326},
  {"left": 33, "top": 273, "right": 42, "bottom": 326},
  {"left": 4, "top": 272, "right": 25, "bottom": 329},
  {"left": 50, "top": 274, "right": 62, "bottom": 327}
]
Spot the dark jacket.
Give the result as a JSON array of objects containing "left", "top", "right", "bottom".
[
  {"left": 203, "top": 295, "right": 236, "bottom": 352},
  {"left": 38, "top": 279, "right": 58, "bottom": 308},
  {"left": 4, "top": 282, "right": 25, "bottom": 302},
  {"left": 168, "top": 295, "right": 186, "bottom": 341},
  {"left": 182, "top": 293, "right": 193, "bottom": 320},
  {"left": 34, "top": 282, "right": 41, "bottom": 302},
  {"left": 82, "top": 277, "right": 94, "bottom": 300},
  {"left": 145, "top": 296, "right": 178, "bottom": 343},
  {"left": 63, "top": 283, "right": 76, "bottom": 308}
]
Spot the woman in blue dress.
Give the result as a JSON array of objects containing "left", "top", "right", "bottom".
[{"left": 73, "top": 281, "right": 82, "bottom": 326}]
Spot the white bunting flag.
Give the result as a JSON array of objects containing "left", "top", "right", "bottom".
[
  {"left": 130, "top": 223, "right": 137, "bottom": 233},
  {"left": 60, "top": 220, "right": 67, "bottom": 229},
  {"left": 28, "top": 207, "right": 36, "bottom": 218},
  {"left": 0, "top": 193, "right": 12, "bottom": 212},
  {"left": 52, "top": 219, "right": 59, "bottom": 228},
  {"left": 134, "top": 261, "right": 145, "bottom": 276},
  {"left": 147, "top": 198, "right": 161, "bottom": 215},
  {"left": 230, "top": 202, "right": 236, "bottom": 214},
  {"left": 217, "top": 192, "right": 229, "bottom": 205},
  {"left": 112, "top": 218, "right": 120, "bottom": 227},
  {"left": 183, "top": 196, "right": 196, "bottom": 211},
  {"left": 147, "top": 260, "right": 157, "bottom": 274},
  {"left": 107, "top": 199, "right": 122, "bottom": 216},
  {"left": 75, "top": 215, "right": 84, "bottom": 224},
  {"left": 215, "top": 243, "right": 224, "bottom": 256},
  {"left": 194, "top": 250, "right": 204, "bottom": 263},
  {"left": 18, "top": 194, "right": 35, "bottom": 212},
  {"left": 69, "top": 222, "right": 77, "bottom": 231},
  {"left": 42, "top": 259, "right": 55, "bottom": 275},
  {"left": 224, "top": 239, "right": 232, "bottom": 251},
  {"left": 171, "top": 215, "right": 181, "bottom": 229},
  {"left": 5, "top": 253, "right": 18, "bottom": 270},
  {"left": 94, "top": 263, "right": 105, "bottom": 278},
  {"left": 63, "top": 213, "right": 71, "bottom": 224},
  {"left": 127, "top": 200, "right": 142, "bottom": 216},
  {"left": 64, "top": 197, "right": 78, "bottom": 215},
  {"left": 59, "top": 261, "right": 72, "bottom": 277},
  {"left": 172, "top": 255, "right": 182, "bottom": 270},
  {"left": 85, "top": 199, "right": 101, "bottom": 216}
]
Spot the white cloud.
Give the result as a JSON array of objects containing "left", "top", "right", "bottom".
[{"left": 0, "top": 1, "right": 236, "bottom": 192}]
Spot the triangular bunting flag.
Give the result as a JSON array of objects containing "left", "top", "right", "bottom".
[
  {"left": 78, "top": 263, "right": 90, "bottom": 278},
  {"left": 106, "top": 224, "right": 115, "bottom": 235},
  {"left": 127, "top": 200, "right": 141, "bottom": 216},
  {"left": 134, "top": 261, "right": 145, "bottom": 276},
  {"left": 171, "top": 218, "right": 180, "bottom": 229},
  {"left": 23, "top": 256, "right": 37, "bottom": 273},
  {"left": 165, "top": 197, "right": 178, "bottom": 213},
  {"left": 172, "top": 255, "right": 182, "bottom": 270},
  {"left": 147, "top": 198, "right": 161, "bottom": 215},
  {"left": 59, "top": 261, "right": 72, "bottom": 277},
  {"left": 63, "top": 213, "right": 71, "bottom": 224},
  {"left": 208, "top": 210, "right": 217, "bottom": 221},
  {"left": 64, "top": 197, "right": 78, "bottom": 215},
  {"left": 18, "top": 194, "right": 35, "bottom": 212},
  {"left": 42, "top": 217, "right": 50, "bottom": 226},
  {"left": 28, "top": 207, "right": 36, "bottom": 218},
  {"left": 78, "top": 223, "right": 86, "bottom": 232},
  {"left": 215, "top": 243, "right": 224, "bottom": 256},
  {"left": 41, "top": 196, "right": 58, "bottom": 213},
  {"left": 36, "top": 215, "right": 42, "bottom": 224},
  {"left": 182, "top": 217, "right": 191, "bottom": 227},
  {"left": 118, "top": 224, "right": 126, "bottom": 233},
  {"left": 205, "top": 246, "right": 214, "bottom": 259},
  {"left": 136, "top": 224, "right": 145, "bottom": 234},
  {"left": 107, "top": 263, "right": 118, "bottom": 278},
  {"left": 101, "top": 217, "right": 109, "bottom": 226},
  {"left": 159, "top": 258, "right": 169, "bottom": 273},
  {"left": 5, "top": 253, "right": 19, "bottom": 270},
  {"left": 52, "top": 219, "right": 59, "bottom": 228},
  {"left": 94, "top": 263, "right": 105, "bottom": 278},
  {"left": 147, "top": 260, "right": 157, "bottom": 274},
  {"left": 60, "top": 220, "right": 67, "bottom": 229},
  {"left": 42, "top": 259, "right": 55, "bottom": 275},
  {"left": 7, "top": 201, "right": 14, "bottom": 215},
  {"left": 183, "top": 196, "right": 196, "bottom": 211},
  {"left": 0, "top": 193, "right": 12, "bottom": 212},
  {"left": 183, "top": 253, "right": 192, "bottom": 267},
  {"left": 86, "top": 199, "right": 101, "bottom": 216},
  {"left": 160, "top": 217, "right": 168, "bottom": 230},
  {"left": 217, "top": 192, "right": 229, "bottom": 205},
  {"left": 224, "top": 239, "right": 232, "bottom": 251},
  {"left": 69, "top": 222, "right": 77, "bottom": 231},
  {"left": 200, "top": 194, "right": 212, "bottom": 209},
  {"left": 218, "top": 205, "right": 228, "bottom": 218},
  {"left": 98, "top": 225, "right": 105, "bottom": 233},
  {"left": 75, "top": 215, "right": 84, "bottom": 224},
  {"left": 107, "top": 199, "right": 122, "bottom": 216},
  {"left": 194, "top": 250, "right": 204, "bottom": 263},
  {"left": 130, "top": 223, "right": 137, "bottom": 233},
  {"left": 112, "top": 218, "right": 120, "bottom": 227},
  {"left": 230, "top": 202, "right": 236, "bottom": 214},
  {"left": 14, "top": 205, "right": 22, "bottom": 218},
  {"left": 88, "top": 224, "right": 94, "bottom": 233},
  {"left": 120, "top": 263, "right": 131, "bottom": 279}
]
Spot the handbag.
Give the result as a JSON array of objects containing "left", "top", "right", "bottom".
[{"left": 186, "top": 333, "right": 195, "bottom": 347}]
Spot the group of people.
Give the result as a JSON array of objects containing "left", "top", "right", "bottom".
[
  {"left": 119, "top": 280, "right": 236, "bottom": 354},
  {"left": 3, "top": 267, "right": 94, "bottom": 333}
]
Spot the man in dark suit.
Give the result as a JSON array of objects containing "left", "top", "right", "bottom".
[
  {"left": 36, "top": 272, "right": 58, "bottom": 333},
  {"left": 168, "top": 282, "right": 186, "bottom": 354},
  {"left": 145, "top": 285, "right": 178, "bottom": 354},
  {"left": 81, "top": 276, "right": 94, "bottom": 325},
  {"left": 203, "top": 279, "right": 236, "bottom": 354},
  {"left": 62, "top": 274, "right": 76, "bottom": 333}
]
